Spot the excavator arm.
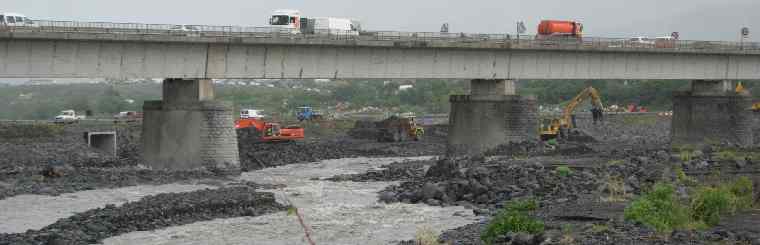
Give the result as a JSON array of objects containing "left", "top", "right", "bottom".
[{"left": 560, "top": 86, "right": 604, "bottom": 128}]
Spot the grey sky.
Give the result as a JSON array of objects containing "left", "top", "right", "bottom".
[{"left": 3, "top": 0, "right": 759, "bottom": 41}]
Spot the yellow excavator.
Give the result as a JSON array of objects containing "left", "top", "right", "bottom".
[
  {"left": 540, "top": 86, "right": 604, "bottom": 141},
  {"left": 736, "top": 82, "right": 760, "bottom": 112}
]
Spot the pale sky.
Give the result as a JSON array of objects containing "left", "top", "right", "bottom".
[{"left": 3, "top": 0, "right": 759, "bottom": 41}]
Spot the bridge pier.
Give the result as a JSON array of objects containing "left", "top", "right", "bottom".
[
  {"left": 671, "top": 80, "right": 754, "bottom": 148},
  {"left": 448, "top": 79, "right": 538, "bottom": 155},
  {"left": 142, "top": 78, "right": 240, "bottom": 172}
]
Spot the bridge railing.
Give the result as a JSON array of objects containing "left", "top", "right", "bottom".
[{"left": 2, "top": 20, "right": 759, "bottom": 53}]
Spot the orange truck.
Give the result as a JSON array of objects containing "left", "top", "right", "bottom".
[
  {"left": 235, "top": 117, "right": 304, "bottom": 142},
  {"left": 537, "top": 20, "right": 583, "bottom": 38}
]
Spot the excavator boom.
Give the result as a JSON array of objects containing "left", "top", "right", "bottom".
[
  {"left": 561, "top": 86, "right": 604, "bottom": 128},
  {"left": 541, "top": 86, "right": 605, "bottom": 141}
]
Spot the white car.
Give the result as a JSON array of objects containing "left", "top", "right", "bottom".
[
  {"left": 240, "top": 109, "right": 266, "bottom": 119},
  {"left": 54, "top": 110, "right": 85, "bottom": 124},
  {"left": 169, "top": 25, "right": 201, "bottom": 36},
  {"left": 629, "top": 36, "right": 655, "bottom": 46}
]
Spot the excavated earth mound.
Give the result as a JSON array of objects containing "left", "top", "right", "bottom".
[
  {"left": 237, "top": 126, "right": 446, "bottom": 171},
  {"left": 0, "top": 187, "right": 286, "bottom": 245}
]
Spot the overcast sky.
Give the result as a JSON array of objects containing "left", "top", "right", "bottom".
[{"left": 3, "top": 0, "right": 759, "bottom": 41}]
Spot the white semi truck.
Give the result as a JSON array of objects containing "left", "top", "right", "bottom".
[{"left": 268, "top": 9, "right": 361, "bottom": 35}]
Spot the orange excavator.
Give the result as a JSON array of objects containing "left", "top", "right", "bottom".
[{"left": 235, "top": 113, "right": 304, "bottom": 142}]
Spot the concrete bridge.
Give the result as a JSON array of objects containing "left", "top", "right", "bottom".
[{"left": 1, "top": 21, "right": 758, "bottom": 170}]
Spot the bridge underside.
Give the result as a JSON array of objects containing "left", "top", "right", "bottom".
[{"left": 1, "top": 39, "right": 760, "bottom": 80}]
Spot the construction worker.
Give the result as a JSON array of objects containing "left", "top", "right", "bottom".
[{"left": 591, "top": 107, "right": 603, "bottom": 124}]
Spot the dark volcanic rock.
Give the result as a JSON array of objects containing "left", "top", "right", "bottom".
[
  {"left": 0, "top": 168, "right": 231, "bottom": 200},
  {"left": 0, "top": 187, "right": 286, "bottom": 245}
]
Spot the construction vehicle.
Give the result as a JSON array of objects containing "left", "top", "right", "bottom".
[
  {"left": 736, "top": 82, "right": 760, "bottom": 111},
  {"left": 296, "top": 106, "right": 323, "bottom": 121},
  {"left": 537, "top": 20, "right": 583, "bottom": 39},
  {"left": 540, "top": 86, "right": 604, "bottom": 140},
  {"left": 268, "top": 9, "right": 361, "bottom": 35},
  {"left": 235, "top": 115, "right": 304, "bottom": 143},
  {"left": 376, "top": 115, "right": 424, "bottom": 142}
]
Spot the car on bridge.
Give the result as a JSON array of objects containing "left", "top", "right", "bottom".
[
  {"left": 0, "top": 13, "right": 36, "bottom": 27},
  {"left": 169, "top": 24, "right": 201, "bottom": 36},
  {"left": 629, "top": 36, "right": 655, "bottom": 47}
]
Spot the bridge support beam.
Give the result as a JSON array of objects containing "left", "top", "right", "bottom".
[
  {"left": 142, "top": 78, "right": 240, "bottom": 172},
  {"left": 448, "top": 79, "right": 538, "bottom": 155},
  {"left": 671, "top": 80, "right": 754, "bottom": 148}
]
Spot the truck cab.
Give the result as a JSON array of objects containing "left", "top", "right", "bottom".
[
  {"left": 0, "top": 13, "right": 36, "bottom": 27},
  {"left": 268, "top": 9, "right": 301, "bottom": 33}
]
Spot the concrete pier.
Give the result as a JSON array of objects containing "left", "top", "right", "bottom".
[
  {"left": 142, "top": 79, "right": 240, "bottom": 172},
  {"left": 671, "top": 80, "right": 754, "bottom": 147},
  {"left": 448, "top": 79, "right": 537, "bottom": 155}
]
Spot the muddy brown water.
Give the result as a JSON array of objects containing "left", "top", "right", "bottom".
[{"left": 103, "top": 157, "right": 481, "bottom": 245}]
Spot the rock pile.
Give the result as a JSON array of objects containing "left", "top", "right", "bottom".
[
  {"left": 0, "top": 168, "right": 231, "bottom": 200},
  {"left": 379, "top": 157, "right": 601, "bottom": 208},
  {"left": 0, "top": 187, "right": 286, "bottom": 245},
  {"left": 325, "top": 160, "right": 432, "bottom": 182}
]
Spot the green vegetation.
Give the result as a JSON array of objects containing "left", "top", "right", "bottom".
[
  {"left": 556, "top": 166, "right": 573, "bottom": 177},
  {"left": 590, "top": 224, "right": 610, "bottom": 234},
  {"left": 677, "top": 145, "right": 695, "bottom": 162},
  {"left": 519, "top": 80, "right": 691, "bottom": 111},
  {"left": 675, "top": 167, "right": 697, "bottom": 187},
  {"left": 481, "top": 199, "right": 544, "bottom": 245},
  {"left": 690, "top": 186, "right": 734, "bottom": 226},
  {"left": 714, "top": 148, "right": 739, "bottom": 162},
  {"left": 4, "top": 79, "right": 760, "bottom": 120},
  {"left": 624, "top": 183, "right": 690, "bottom": 233},
  {"left": 619, "top": 115, "right": 658, "bottom": 126},
  {"left": 0, "top": 124, "right": 64, "bottom": 138},
  {"left": 625, "top": 177, "right": 755, "bottom": 233},
  {"left": 690, "top": 177, "right": 754, "bottom": 226}
]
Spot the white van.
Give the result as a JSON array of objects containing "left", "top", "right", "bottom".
[{"left": 0, "top": 13, "right": 36, "bottom": 27}]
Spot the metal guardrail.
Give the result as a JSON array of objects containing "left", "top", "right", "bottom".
[{"left": 1, "top": 20, "right": 759, "bottom": 53}]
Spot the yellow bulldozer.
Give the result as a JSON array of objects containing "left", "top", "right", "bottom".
[{"left": 540, "top": 86, "right": 604, "bottom": 141}]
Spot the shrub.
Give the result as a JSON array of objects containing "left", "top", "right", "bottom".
[
  {"left": 679, "top": 150, "right": 692, "bottom": 162},
  {"left": 624, "top": 183, "right": 689, "bottom": 233},
  {"left": 601, "top": 176, "right": 627, "bottom": 203},
  {"left": 729, "top": 177, "right": 754, "bottom": 209},
  {"left": 675, "top": 167, "right": 697, "bottom": 186},
  {"left": 690, "top": 177, "right": 753, "bottom": 226},
  {"left": 556, "top": 166, "right": 573, "bottom": 177},
  {"left": 690, "top": 186, "right": 733, "bottom": 226},
  {"left": 627, "top": 178, "right": 755, "bottom": 233},
  {"left": 714, "top": 149, "right": 739, "bottom": 162},
  {"left": 415, "top": 226, "right": 442, "bottom": 245},
  {"left": 481, "top": 199, "right": 544, "bottom": 245}
]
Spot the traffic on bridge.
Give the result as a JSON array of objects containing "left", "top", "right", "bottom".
[{"left": 1, "top": 9, "right": 758, "bottom": 54}]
